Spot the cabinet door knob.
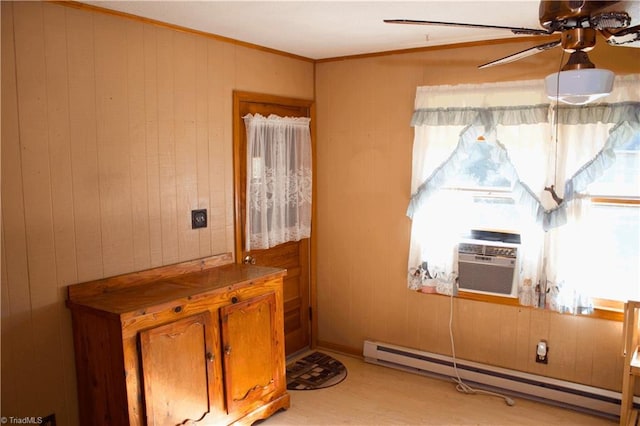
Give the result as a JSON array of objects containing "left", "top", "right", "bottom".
[
  {"left": 231, "top": 296, "right": 239, "bottom": 304},
  {"left": 243, "top": 255, "right": 256, "bottom": 265},
  {"left": 224, "top": 345, "right": 231, "bottom": 356},
  {"left": 206, "top": 351, "right": 214, "bottom": 362}
]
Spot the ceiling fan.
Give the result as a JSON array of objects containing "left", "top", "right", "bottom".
[{"left": 385, "top": 0, "right": 640, "bottom": 104}]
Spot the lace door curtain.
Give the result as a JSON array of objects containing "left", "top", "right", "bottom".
[{"left": 243, "top": 113, "right": 312, "bottom": 250}]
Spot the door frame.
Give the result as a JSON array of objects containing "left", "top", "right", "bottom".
[{"left": 232, "top": 90, "right": 317, "bottom": 350}]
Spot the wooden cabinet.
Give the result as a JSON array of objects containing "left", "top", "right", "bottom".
[{"left": 67, "top": 254, "right": 290, "bottom": 426}]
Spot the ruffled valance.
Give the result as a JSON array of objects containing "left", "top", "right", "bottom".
[
  {"left": 411, "top": 102, "right": 640, "bottom": 127},
  {"left": 411, "top": 104, "right": 551, "bottom": 127},
  {"left": 556, "top": 102, "right": 640, "bottom": 125}
]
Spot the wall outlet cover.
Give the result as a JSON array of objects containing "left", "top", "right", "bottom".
[
  {"left": 191, "top": 209, "right": 207, "bottom": 229},
  {"left": 535, "top": 340, "right": 548, "bottom": 364}
]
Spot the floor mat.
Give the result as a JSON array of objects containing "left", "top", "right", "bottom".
[{"left": 286, "top": 351, "right": 347, "bottom": 390}]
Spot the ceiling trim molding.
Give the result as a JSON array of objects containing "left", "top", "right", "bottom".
[
  {"left": 316, "top": 35, "right": 559, "bottom": 63},
  {"left": 53, "top": 0, "right": 315, "bottom": 63}
]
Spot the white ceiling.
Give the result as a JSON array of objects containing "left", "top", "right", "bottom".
[
  {"left": 82, "top": 1, "right": 639, "bottom": 60},
  {"left": 81, "top": 1, "right": 547, "bottom": 59}
]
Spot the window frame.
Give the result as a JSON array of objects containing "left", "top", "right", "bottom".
[
  {"left": 588, "top": 196, "right": 640, "bottom": 315},
  {"left": 407, "top": 78, "right": 640, "bottom": 321}
]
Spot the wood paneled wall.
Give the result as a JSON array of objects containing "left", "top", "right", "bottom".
[
  {"left": 3, "top": 0, "right": 639, "bottom": 422},
  {"left": 1, "top": 2, "right": 313, "bottom": 424},
  {"left": 315, "top": 41, "right": 639, "bottom": 391}
]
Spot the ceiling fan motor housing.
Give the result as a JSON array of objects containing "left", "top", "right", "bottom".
[
  {"left": 539, "top": 0, "right": 617, "bottom": 30},
  {"left": 561, "top": 27, "right": 597, "bottom": 52}
]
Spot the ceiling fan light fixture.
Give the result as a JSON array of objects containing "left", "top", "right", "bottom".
[{"left": 545, "top": 68, "right": 615, "bottom": 105}]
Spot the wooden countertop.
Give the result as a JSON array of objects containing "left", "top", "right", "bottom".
[{"left": 67, "top": 254, "right": 286, "bottom": 315}]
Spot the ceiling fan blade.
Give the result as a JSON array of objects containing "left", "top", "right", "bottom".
[
  {"left": 602, "top": 24, "right": 640, "bottom": 47},
  {"left": 383, "top": 19, "right": 552, "bottom": 36},
  {"left": 478, "top": 39, "right": 561, "bottom": 69}
]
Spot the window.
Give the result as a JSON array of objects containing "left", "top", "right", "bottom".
[
  {"left": 557, "top": 134, "right": 640, "bottom": 302},
  {"left": 447, "top": 141, "right": 512, "bottom": 190},
  {"left": 407, "top": 76, "right": 640, "bottom": 312},
  {"left": 579, "top": 203, "right": 639, "bottom": 301},
  {"left": 587, "top": 134, "right": 640, "bottom": 197},
  {"left": 407, "top": 118, "right": 548, "bottom": 301},
  {"left": 441, "top": 141, "right": 526, "bottom": 238}
]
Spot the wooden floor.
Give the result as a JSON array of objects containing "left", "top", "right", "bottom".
[{"left": 263, "top": 350, "right": 616, "bottom": 426}]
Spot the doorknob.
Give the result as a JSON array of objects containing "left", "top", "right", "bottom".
[{"left": 243, "top": 255, "right": 256, "bottom": 265}]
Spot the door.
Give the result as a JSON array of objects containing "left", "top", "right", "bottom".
[
  {"left": 138, "top": 312, "right": 225, "bottom": 425},
  {"left": 233, "top": 91, "right": 314, "bottom": 356}
]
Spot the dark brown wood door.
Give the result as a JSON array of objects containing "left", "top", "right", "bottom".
[
  {"left": 233, "top": 91, "right": 313, "bottom": 356},
  {"left": 138, "top": 312, "right": 225, "bottom": 425}
]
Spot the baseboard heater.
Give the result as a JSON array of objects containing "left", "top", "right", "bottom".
[{"left": 363, "top": 340, "right": 634, "bottom": 419}]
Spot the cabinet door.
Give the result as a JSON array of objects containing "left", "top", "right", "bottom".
[
  {"left": 139, "top": 312, "right": 224, "bottom": 425},
  {"left": 220, "top": 292, "right": 285, "bottom": 415}
]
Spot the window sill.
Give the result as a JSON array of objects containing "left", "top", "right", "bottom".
[
  {"left": 416, "top": 290, "right": 624, "bottom": 321},
  {"left": 591, "top": 298, "right": 624, "bottom": 321}
]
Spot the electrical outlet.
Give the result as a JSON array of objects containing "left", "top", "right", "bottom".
[
  {"left": 535, "top": 340, "right": 548, "bottom": 364},
  {"left": 191, "top": 209, "right": 207, "bottom": 229}
]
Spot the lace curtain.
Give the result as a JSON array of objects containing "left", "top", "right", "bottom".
[
  {"left": 243, "top": 113, "right": 312, "bottom": 250},
  {"left": 407, "top": 75, "right": 640, "bottom": 313}
]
